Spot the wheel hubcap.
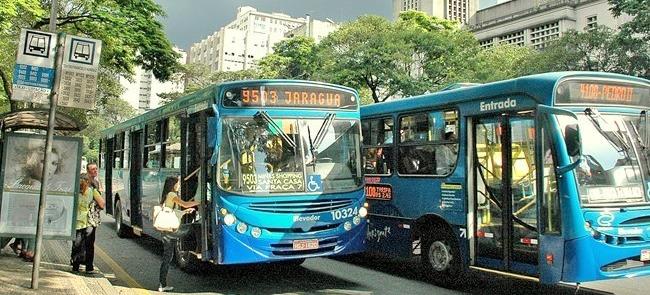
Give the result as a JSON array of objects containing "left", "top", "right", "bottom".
[{"left": 428, "top": 241, "right": 451, "bottom": 271}]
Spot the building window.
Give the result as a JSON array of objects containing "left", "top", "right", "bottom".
[
  {"left": 530, "top": 22, "right": 560, "bottom": 49},
  {"left": 498, "top": 30, "right": 525, "bottom": 47},
  {"left": 586, "top": 15, "right": 598, "bottom": 31}
]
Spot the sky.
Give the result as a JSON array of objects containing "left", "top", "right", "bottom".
[{"left": 154, "top": 0, "right": 495, "bottom": 51}]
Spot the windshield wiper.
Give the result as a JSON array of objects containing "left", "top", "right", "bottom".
[
  {"left": 255, "top": 111, "right": 296, "bottom": 148},
  {"left": 313, "top": 113, "right": 336, "bottom": 150},
  {"left": 307, "top": 113, "right": 336, "bottom": 165},
  {"left": 584, "top": 108, "right": 630, "bottom": 152}
]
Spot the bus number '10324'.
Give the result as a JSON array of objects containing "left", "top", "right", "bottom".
[{"left": 331, "top": 207, "right": 358, "bottom": 220}]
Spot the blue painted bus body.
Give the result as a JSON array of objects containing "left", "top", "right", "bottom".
[
  {"left": 101, "top": 80, "right": 367, "bottom": 267},
  {"left": 361, "top": 72, "right": 650, "bottom": 284}
]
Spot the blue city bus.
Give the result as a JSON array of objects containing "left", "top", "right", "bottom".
[
  {"left": 360, "top": 72, "right": 650, "bottom": 285},
  {"left": 99, "top": 80, "right": 367, "bottom": 270}
]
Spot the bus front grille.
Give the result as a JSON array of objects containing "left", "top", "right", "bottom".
[
  {"left": 266, "top": 223, "right": 340, "bottom": 234},
  {"left": 249, "top": 199, "right": 353, "bottom": 213},
  {"left": 270, "top": 237, "right": 339, "bottom": 256}
]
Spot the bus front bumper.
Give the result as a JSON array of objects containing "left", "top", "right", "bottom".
[
  {"left": 216, "top": 221, "right": 367, "bottom": 265},
  {"left": 563, "top": 235, "right": 650, "bottom": 282}
]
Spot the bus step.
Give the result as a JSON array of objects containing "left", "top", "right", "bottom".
[
  {"left": 132, "top": 226, "right": 143, "bottom": 236},
  {"left": 189, "top": 251, "right": 202, "bottom": 259}
]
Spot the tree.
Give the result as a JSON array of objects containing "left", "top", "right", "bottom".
[
  {"left": 78, "top": 97, "right": 137, "bottom": 161},
  {"left": 609, "top": 0, "right": 649, "bottom": 42},
  {"left": 257, "top": 36, "right": 319, "bottom": 79},
  {"left": 0, "top": 0, "right": 181, "bottom": 110},
  {"left": 525, "top": 26, "right": 649, "bottom": 78},
  {"left": 317, "top": 15, "right": 417, "bottom": 102},
  {"left": 471, "top": 44, "right": 540, "bottom": 83},
  {"left": 210, "top": 69, "right": 261, "bottom": 83},
  {"left": 609, "top": 0, "right": 650, "bottom": 78}
]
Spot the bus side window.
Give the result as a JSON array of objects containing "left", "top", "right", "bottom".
[
  {"left": 397, "top": 110, "right": 458, "bottom": 176},
  {"left": 542, "top": 125, "right": 561, "bottom": 234},
  {"left": 362, "top": 117, "right": 393, "bottom": 175}
]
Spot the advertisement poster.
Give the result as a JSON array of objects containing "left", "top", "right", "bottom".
[{"left": 0, "top": 133, "right": 81, "bottom": 239}]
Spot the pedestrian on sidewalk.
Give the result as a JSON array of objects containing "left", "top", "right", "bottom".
[
  {"left": 157, "top": 176, "right": 198, "bottom": 292},
  {"left": 85, "top": 163, "right": 105, "bottom": 273},
  {"left": 71, "top": 174, "right": 103, "bottom": 272}
]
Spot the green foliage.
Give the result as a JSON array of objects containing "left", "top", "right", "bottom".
[
  {"left": 317, "top": 15, "right": 414, "bottom": 102},
  {"left": 527, "top": 26, "right": 649, "bottom": 78},
  {"left": 258, "top": 36, "right": 319, "bottom": 79},
  {"left": 210, "top": 69, "right": 261, "bottom": 83},
  {"left": 472, "top": 44, "right": 539, "bottom": 82},
  {"left": 0, "top": 0, "right": 180, "bottom": 110},
  {"left": 398, "top": 10, "right": 460, "bottom": 32},
  {"left": 609, "top": 0, "right": 650, "bottom": 41}
]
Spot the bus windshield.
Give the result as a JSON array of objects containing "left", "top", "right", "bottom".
[
  {"left": 218, "top": 116, "right": 362, "bottom": 194},
  {"left": 572, "top": 113, "right": 648, "bottom": 206}
]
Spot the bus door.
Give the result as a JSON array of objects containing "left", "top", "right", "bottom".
[
  {"left": 129, "top": 130, "right": 143, "bottom": 229},
  {"left": 472, "top": 112, "right": 540, "bottom": 276},
  {"left": 104, "top": 138, "right": 114, "bottom": 215},
  {"left": 180, "top": 111, "right": 211, "bottom": 261}
]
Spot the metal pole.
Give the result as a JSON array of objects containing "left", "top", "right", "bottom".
[{"left": 31, "top": 0, "right": 61, "bottom": 289}]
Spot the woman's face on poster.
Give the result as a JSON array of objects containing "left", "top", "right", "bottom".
[{"left": 29, "top": 150, "right": 60, "bottom": 181}]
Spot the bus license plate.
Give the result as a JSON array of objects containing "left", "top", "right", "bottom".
[
  {"left": 293, "top": 239, "right": 319, "bottom": 251},
  {"left": 641, "top": 249, "right": 650, "bottom": 262}
]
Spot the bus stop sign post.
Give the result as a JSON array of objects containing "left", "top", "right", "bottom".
[{"left": 31, "top": 0, "right": 62, "bottom": 289}]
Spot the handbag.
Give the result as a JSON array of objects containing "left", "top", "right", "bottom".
[
  {"left": 87, "top": 200, "right": 102, "bottom": 227},
  {"left": 153, "top": 204, "right": 180, "bottom": 232}
]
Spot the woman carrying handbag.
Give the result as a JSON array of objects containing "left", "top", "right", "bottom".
[{"left": 155, "top": 176, "right": 198, "bottom": 292}]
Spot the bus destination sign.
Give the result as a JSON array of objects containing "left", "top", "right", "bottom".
[
  {"left": 222, "top": 84, "right": 357, "bottom": 110},
  {"left": 556, "top": 80, "right": 650, "bottom": 107}
]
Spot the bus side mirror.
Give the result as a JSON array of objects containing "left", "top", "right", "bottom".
[
  {"left": 537, "top": 105, "right": 582, "bottom": 176},
  {"left": 564, "top": 123, "right": 580, "bottom": 158}
]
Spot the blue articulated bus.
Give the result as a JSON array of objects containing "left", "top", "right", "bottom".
[
  {"left": 99, "top": 80, "right": 367, "bottom": 270},
  {"left": 360, "top": 72, "right": 650, "bottom": 284}
]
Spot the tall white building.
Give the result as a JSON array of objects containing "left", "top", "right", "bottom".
[
  {"left": 189, "top": 6, "right": 311, "bottom": 72},
  {"left": 393, "top": 0, "right": 479, "bottom": 24},
  {"left": 469, "top": 0, "right": 633, "bottom": 49},
  {"left": 286, "top": 16, "right": 338, "bottom": 43},
  {"left": 120, "top": 48, "right": 187, "bottom": 113}
]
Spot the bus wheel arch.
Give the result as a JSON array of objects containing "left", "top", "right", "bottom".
[
  {"left": 114, "top": 197, "right": 131, "bottom": 238},
  {"left": 174, "top": 229, "right": 202, "bottom": 272},
  {"left": 415, "top": 214, "right": 463, "bottom": 285}
]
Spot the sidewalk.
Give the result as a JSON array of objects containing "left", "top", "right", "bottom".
[{"left": 0, "top": 239, "right": 122, "bottom": 295}]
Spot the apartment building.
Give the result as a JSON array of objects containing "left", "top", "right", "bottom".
[
  {"left": 120, "top": 48, "right": 187, "bottom": 113},
  {"left": 393, "top": 0, "right": 479, "bottom": 24},
  {"left": 189, "top": 6, "right": 308, "bottom": 72},
  {"left": 469, "top": 0, "right": 633, "bottom": 49}
]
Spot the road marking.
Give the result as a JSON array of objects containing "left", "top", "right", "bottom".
[{"left": 95, "top": 245, "right": 151, "bottom": 294}]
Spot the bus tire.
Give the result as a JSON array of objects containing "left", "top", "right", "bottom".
[
  {"left": 174, "top": 237, "right": 201, "bottom": 273},
  {"left": 421, "top": 229, "right": 463, "bottom": 286},
  {"left": 114, "top": 199, "right": 131, "bottom": 238}
]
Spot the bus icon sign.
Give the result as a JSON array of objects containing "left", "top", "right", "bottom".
[
  {"left": 68, "top": 38, "right": 96, "bottom": 65},
  {"left": 23, "top": 31, "right": 52, "bottom": 58}
]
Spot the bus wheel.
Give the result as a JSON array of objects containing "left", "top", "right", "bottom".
[
  {"left": 114, "top": 200, "right": 131, "bottom": 238},
  {"left": 175, "top": 237, "right": 201, "bottom": 273},
  {"left": 421, "top": 230, "right": 462, "bottom": 286}
]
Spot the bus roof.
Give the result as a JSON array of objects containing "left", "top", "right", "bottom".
[
  {"left": 101, "top": 79, "right": 358, "bottom": 138},
  {"left": 361, "top": 71, "right": 649, "bottom": 117}
]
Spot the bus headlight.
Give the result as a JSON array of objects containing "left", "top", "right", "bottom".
[
  {"left": 359, "top": 207, "right": 368, "bottom": 218},
  {"left": 224, "top": 214, "right": 236, "bottom": 226},
  {"left": 353, "top": 216, "right": 361, "bottom": 225},
  {"left": 236, "top": 222, "right": 248, "bottom": 234},
  {"left": 251, "top": 227, "right": 261, "bottom": 238},
  {"left": 344, "top": 221, "right": 352, "bottom": 231}
]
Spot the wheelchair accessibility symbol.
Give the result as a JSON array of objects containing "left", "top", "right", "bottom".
[{"left": 307, "top": 175, "right": 323, "bottom": 192}]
